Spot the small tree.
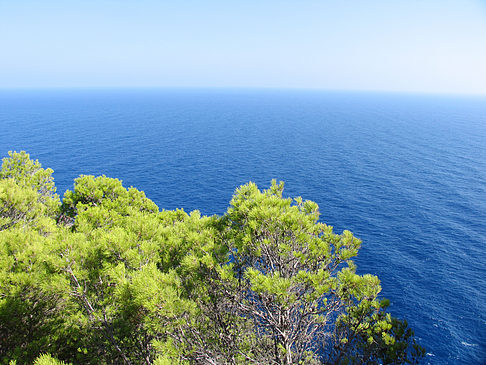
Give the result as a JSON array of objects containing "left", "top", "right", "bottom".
[
  {"left": 0, "top": 151, "right": 58, "bottom": 203},
  {"left": 0, "top": 151, "right": 59, "bottom": 231},
  {"left": 177, "top": 181, "right": 424, "bottom": 364}
]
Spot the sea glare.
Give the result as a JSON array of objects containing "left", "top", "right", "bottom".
[{"left": 1, "top": 89, "right": 485, "bottom": 364}]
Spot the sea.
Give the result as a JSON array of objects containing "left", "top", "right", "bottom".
[{"left": 0, "top": 88, "right": 485, "bottom": 364}]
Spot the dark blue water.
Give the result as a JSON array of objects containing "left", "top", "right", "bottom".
[{"left": 1, "top": 89, "right": 485, "bottom": 364}]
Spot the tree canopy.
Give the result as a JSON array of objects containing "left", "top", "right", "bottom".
[{"left": 0, "top": 151, "right": 424, "bottom": 364}]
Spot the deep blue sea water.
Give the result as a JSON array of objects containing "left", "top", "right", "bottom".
[{"left": 0, "top": 88, "right": 485, "bottom": 364}]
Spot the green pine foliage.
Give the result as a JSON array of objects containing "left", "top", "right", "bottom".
[{"left": 0, "top": 151, "right": 425, "bottom": 364}]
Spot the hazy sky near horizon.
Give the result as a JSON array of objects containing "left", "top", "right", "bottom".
[{"left": 1, "top": 0, "right": 486, "bottom": 94}]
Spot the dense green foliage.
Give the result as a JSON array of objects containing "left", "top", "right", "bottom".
[{"left": 0, "top": 151, "right": 424, "bottom": 364}]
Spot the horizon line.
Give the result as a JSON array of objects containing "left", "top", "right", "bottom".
[{"left": 0, "top": 86, "right": 485, "bottom": 98}]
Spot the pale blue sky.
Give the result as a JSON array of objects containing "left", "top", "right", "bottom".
[{"left": 1, "top": 0, "right": 486, "bottom": 94}]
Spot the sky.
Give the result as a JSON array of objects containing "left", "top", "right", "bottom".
[{"left": 1, "top": 0, "right": 486, "bottom": 95}]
